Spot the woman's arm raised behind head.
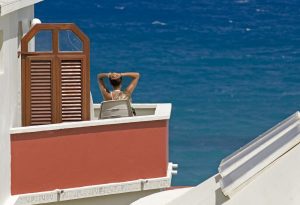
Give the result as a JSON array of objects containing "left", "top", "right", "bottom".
[
  {"left": 121, "top": 72, "right": 140, "bottom": 95},
  {"left": 97, "top": 73, "right": 112, "bottom": 100}
]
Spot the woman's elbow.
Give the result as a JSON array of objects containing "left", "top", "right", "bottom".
[{"left": 135, "top": 73, "right": 140, "bottom": 79}]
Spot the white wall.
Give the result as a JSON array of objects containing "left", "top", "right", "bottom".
[
  {"left": 0, "top": 5, "right": 34, "bottom": 205},
  {"left": 0, "top": 30, "right": 3, "bottom": 74}
]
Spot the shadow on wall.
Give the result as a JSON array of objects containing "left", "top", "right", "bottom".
[
  {"left": 0, "top": 30, "right": 3, "bottom": 47},
  {"left": 0, "top": 30, "right": 3, "bottom": 74},
  {"left": 215, "top": 175, "right": 229, "bottom": 205}
]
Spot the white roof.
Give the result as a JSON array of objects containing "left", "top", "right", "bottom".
[
  {"left": 0, "top": 0, "right": 42, "bottom": 16},
  {"left": 219, "top": 111, "right": 300, "bottom": 197},
  {"left": 132, "top": 111, "right": 300, "bottom": 205}
]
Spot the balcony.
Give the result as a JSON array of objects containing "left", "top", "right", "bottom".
[{"left": 10, "top": 103, "right": 172, "bottom": 202}]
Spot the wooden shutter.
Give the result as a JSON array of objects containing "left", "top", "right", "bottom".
[
  {"left": 28, "top": 58, "right": 54, "bottom": 125},
  {"left": 21, "top": 24, "right": 90, "bottom": 127},
  {"left": 60, "top": 60, "right": 83, "bottom": 122}
]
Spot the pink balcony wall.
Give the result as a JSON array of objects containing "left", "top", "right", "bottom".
[{"left": 11, "top": 120, "right": 169, "bottom": 195}]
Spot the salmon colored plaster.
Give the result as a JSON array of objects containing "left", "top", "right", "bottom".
[{"left": 11, "top": 120, "right": 169, "bottom": 194}]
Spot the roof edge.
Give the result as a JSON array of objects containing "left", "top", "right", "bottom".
[{"left": 0, "top": 0, "right": 43, "bottom": 17}]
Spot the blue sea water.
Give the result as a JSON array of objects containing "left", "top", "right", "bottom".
[{"left": 36, "top": 0, "right": 300, "bottom": 186}]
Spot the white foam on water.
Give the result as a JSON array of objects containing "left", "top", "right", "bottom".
[
  {"left": 235, "top": 0, "right": 249, "bottom": 4},
  {"left": 282, "top": 91, "right": 300, "bottom": 97},
  {"left": 152, "top": 21, "right": 167, "bottom": 26},
  {"left": 256, "top": 8, "right": 266, "bottom": 12},
  {"left": 115, "top": 6, "right": 125, "bottom": 10},
  {"left": 95, "top": 4, "right": 101, "bottom": 8}
]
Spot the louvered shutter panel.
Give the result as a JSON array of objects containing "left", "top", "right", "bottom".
[
  {"left": 29, "top": 59, "right": 53, "bottom": 125},
  {"left": 61, "top": 60, "right": 83, "bottom": 122}
]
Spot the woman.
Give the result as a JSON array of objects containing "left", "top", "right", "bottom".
[{"left": 97, "top": 72, "right": 140, "bottom": 101}]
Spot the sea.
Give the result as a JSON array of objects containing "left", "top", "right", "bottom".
[{"left": 36, "top": 0, "right": 300, "bottom": 186}]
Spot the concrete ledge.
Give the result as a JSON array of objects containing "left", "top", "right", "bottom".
[
  {"left": 13, "top": 163, "right": 175, "bottom": 205},
  {"left": 10, "top": 104, "right": 171, "bottom": 135}
]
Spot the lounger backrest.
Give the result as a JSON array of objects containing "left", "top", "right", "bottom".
[{"left": 99, "top": 100, "right": 133, "bottom": 119}]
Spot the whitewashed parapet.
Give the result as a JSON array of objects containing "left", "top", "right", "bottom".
[
  {"left": 60, "top": 181, "right": 141, "bottom": 201},
  {"left": 143, "top": 163, "right": 174, "bottom": 190},
  {"left": 14, "top": 191, "right": 57, "bottom": 205},
  {"left": 14, "top": 163, "right": 176, "bottom": 205},
  {"left": 219, "top": 111, "right": 300, "bottom": 197},
  {"left": 11, "top": 104, "right": 172, "bottom": 135}
]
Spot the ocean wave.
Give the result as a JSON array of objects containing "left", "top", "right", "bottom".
[
  {"left": 281, "top": 92, "right": 300, "bottom": 97},
  {"left": 235, "top": 0, "right": 250, "bottom": 4},
  {"left": 115, "top": 6, "right": 125, "bottom": 10},
  {"left": 152, "top": 21, "right": 167, "bottom": 26},
  {"left": 95, "top": 4, "right": 101, "bottom": 8},
  {"left": 256, "top": 8, "right": 266, "bottom": 12}
]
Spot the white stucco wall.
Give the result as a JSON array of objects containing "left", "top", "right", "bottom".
[
  {"left": 0, "top": 5, "right": 34, "bottom": 205},
  {"left": 0, "top": 30, "right": 3, "bottom": 74}
]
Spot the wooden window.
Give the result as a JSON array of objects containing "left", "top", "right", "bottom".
[
  {"left": 21, "top": 24, "right": 90, "bottom": 126},
  {"left": 59, "top": 30, "right": 83, "bottom": 52},
  {"left": 28, "top": 30, "right": 53, "bottom": 52}
]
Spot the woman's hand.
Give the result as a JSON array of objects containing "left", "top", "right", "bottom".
[{"left": 110, "top": 72, "right": 122, "bottom": 80}]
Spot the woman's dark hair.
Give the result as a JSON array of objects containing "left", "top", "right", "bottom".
[{"left": 109, "top": 76, "right": 122, "bottom": 87}]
